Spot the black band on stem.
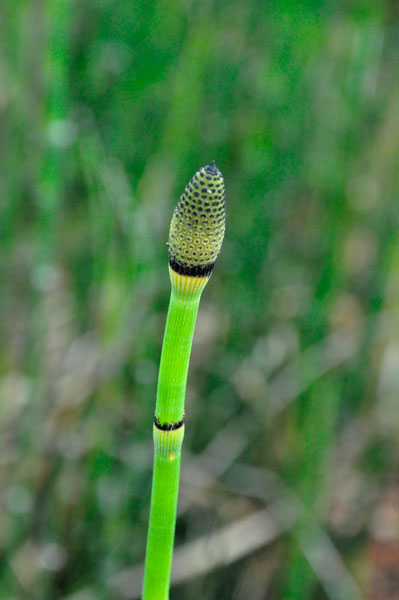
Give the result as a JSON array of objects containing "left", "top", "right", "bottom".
[
  {"left": 168, "top": 256, "right": 214, "bottom": 277},
  {"left": 154, "top": 415, "right": 185, "bottom": 431}
]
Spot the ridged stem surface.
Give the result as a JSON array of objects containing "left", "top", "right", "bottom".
[
  {"left": 142, "top": 429, "right": 183, "bottom": 600},
  {"left": 155, "top": 290, "right": 201, "bottom": 424},
  {"left": 142, "top": 273, "right": 207, "bottom": 599}
]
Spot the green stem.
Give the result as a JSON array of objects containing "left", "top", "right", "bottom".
[
  {"left": 142, "top": 274, "right": 206, "bottom": 599},
  {"left": 142, "top": 160, "right": 225, "bottom": 599},
  {"left": 156, "top": 289, "right": 201, "bottom": 424},
  {"left": 143, "top": 433, "right": 182, "bottom": 600}
]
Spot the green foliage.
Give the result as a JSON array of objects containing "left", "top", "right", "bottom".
[{"left": 1, "top": 1, "right": 398, "bottom": 598}]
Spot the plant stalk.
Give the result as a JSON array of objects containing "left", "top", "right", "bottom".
[
  {"left": 142, "top": 275, "right": 206, "bottom": 599},
  {"left": 142, "top": 162, "right": 225, "bottom": 599}
]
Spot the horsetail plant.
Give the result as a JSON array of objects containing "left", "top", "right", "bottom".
[{"left": 142, "top": 161, "right": 226, "bottom": 599}]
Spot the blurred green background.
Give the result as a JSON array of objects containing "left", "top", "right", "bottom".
[{"left": 1, "top": 1, "right": 399, "bottom": 599}]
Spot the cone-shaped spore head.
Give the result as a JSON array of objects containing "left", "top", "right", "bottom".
[{"left": 168, "top": 162, "right": 225, "bottom": 277}]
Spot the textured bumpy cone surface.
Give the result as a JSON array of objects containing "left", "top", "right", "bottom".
[{"left": 168, "top": 161, "right": 225, "bottom": 276}]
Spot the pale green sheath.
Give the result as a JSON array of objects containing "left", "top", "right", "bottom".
[{"left": 142, "top": 162, "right": 226, "bottom": 599}]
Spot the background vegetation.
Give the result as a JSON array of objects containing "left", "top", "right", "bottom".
[{"left": 1, "top": 1, "right": 398, "bottom": 598}]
